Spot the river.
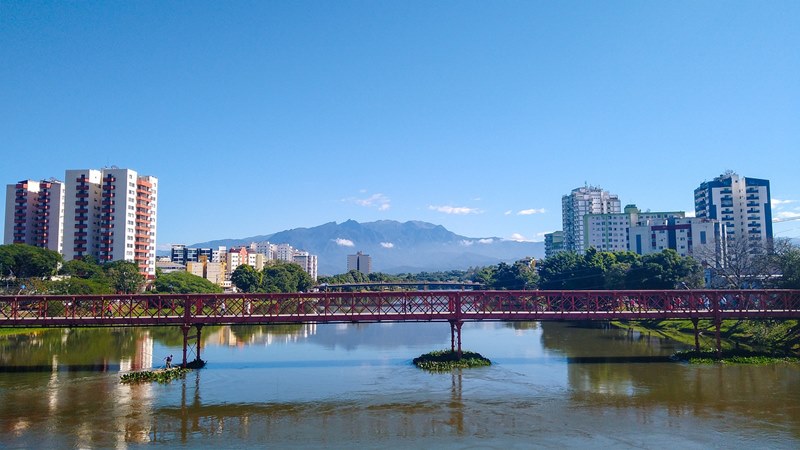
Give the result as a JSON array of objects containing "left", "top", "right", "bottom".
[{"left": 1, "top": 321, "right": 798, "bottom": 448}]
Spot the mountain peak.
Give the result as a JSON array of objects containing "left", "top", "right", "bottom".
[{"left": 190, "top": 219, "right": 543, "bottom": 275}]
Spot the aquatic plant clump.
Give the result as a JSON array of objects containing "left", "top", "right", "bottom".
[
  {"left": 120, "top": 368, "right": 189, "bottom": 384},
  {"left": 674, "top": 350, "right": 800, "bottom": 365},
  {"left": 413, "top": 350, "right": 491, "bottom": 371}
]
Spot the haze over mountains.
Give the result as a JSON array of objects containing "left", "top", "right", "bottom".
[{"left": 191, "top": 220, "right": 544, "bottom": 276}]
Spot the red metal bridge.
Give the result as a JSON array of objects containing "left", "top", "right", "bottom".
[{"left": 3, "top": 289, "right": 800, "bottom": 366}]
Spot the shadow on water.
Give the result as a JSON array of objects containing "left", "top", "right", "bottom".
[
  {"left": 566, "top": 356, "right": 674, "bottom": 364},
  {"left": 0, "top": 363, "right": 121, "bottom": 373}
]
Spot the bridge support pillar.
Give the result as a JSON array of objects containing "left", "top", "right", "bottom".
[
  {"left": 181, "top": 325, "right": 190, "bottom": 368},
  {"left": 449, "top": 320, "right": 463, "bottom": 359},
  {"left": 195, "top": 324, "right": 203, "bottom": 363},
  {"left": 691, "top": 318, "right": 700, "bottom": 352},
  {"left": 714, "top": 317, "right": 722, "bottom": 359}
]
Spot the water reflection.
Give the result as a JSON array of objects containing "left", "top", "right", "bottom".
[{"left": 0, "top": 322, "right": 798, "bottom": 447}]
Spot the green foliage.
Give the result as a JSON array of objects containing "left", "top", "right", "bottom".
[
  {"left": 674, "top": 349, "right": 800, "bottom": 365},
  {"left": 153, "top": 271, "right": 223, "bottom": 293},
  {"left": 262, "top": 263, "right": 313, "bottom": 293},
  {"left": 47, "top": 277, "right": 114, "bottom": 295},
  {"left": 318, "top": 270, "right": 372, "bottom": 285},
  {"left": 538, "top": 249, "right": 703, "bottom": 290},
  {"left": 777, "top": 245, "right": 800, "bottom": 289},
  {"left": 0, "top": 244, "right": 63, "bottom": 278},
  {"left": 120, "top": 368, "right": 189, "bottom": 384},
  {"left": 626, "top": 249, "right": 704, "bottom": 289},
  {"left": 104, "top": 260, "right": 145, "bottom": 293},
  {"left": 232, "top": 262, "right": 313, "bottom": 293},
  {"left": 413, "top": 350, "right": 492, "bottom": 371},
  {"left": 60, "top": 257, "right": 106, "bottom": 280},
  {"left": 231, "top": 264, "right": 261, "bottom": 293},
  {"left": 485, "top": 260, "right": 538, "bottom": 290}
]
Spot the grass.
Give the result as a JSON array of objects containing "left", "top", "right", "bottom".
[
  {"left": 0, "top": 327, "right": 42, "bottom": 337},
  {"left": 413, "top": 350, "right": 491, "bottom": 371},
  {"left": 674, "top": 349, "right": 800, "bottom": 365},
  {"left": 613, "top": 319, "right": 800, "bottom": 353}
]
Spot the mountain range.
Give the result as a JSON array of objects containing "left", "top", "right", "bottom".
[{"left": 190, "top": 219, "right": 544, "bottom": 276}]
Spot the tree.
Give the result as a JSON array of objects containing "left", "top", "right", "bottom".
[
  {"left": 104, "top": 260, "right": 145, "bottom": 294},
  {"left": 261, "top": 263, "right": 313, "bottom": 293},
  {"left": 776, "top": 242, "right": 800, "bottom": 289},
  {"left": 625, "top": 249, "right": 704, "bottom": 289},
  {"left": 487, "top": 260, "right": 539, "bottom": 290},
  {"left": 0, "top": 244, "right": 63, "bottom": 279},
  {"left": 60, "top": 257, "right": 105, "bottom": 280},
  {"left": 231, "top": 265, "right": 261, "bottom": 293},
  {"left": 537, "top": 252, "right": 582, "bottom": 290},
  {"left": 153, "top": 271, "right": 223, "bottom": 294},
  {"left": 696, "top": 238, "right": 780, "bottom": 288},
  {"left": 47, "top": 277, "right": 114, "bottom": 295}
]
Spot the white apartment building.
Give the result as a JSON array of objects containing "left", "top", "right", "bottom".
[
  {"left": 293, "top": 251, "right": 318, "bottom": 281},
  {"left": 4, "top": 179, "right": 65, "bottom": 253},
  {"left": 584, "top": 205, "right": 685, "bottom": 252},
  {"left": 694, "top": 172, "right": 772, "bottom": 244},
  {"left": 629, "top": 217, "right": 724, "bottom": 263},
  {"left": 62, "top": 168, "right": 158, "bottom": 277},
  {"left": 562, "top": 186, "right": 621, "bottom": 254},
  {"left": 275, "top": 243, "right": 295, "bottom": 262}
]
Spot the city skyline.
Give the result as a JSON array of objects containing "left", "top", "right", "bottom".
[{"left": 2, "top": 2, "right": 799, "bottom": 249}]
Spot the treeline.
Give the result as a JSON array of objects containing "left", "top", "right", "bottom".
[
  {"left": 0, "top": 244, "right": 221, "bottom": 294},
  {"left": 230, "top": 262, "right": 313, "bottom": 293},
  {"left": 319, "top": 243, "right": 800, "bottom": 291},
  {"left": 3, "top": 240, "right": 800, "bottom": 295},
  {"left": 318, "top": 249, "right": 702, "bottom": 291}
]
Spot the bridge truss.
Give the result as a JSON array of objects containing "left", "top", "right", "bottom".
[{"left": 3, "top": 290, "right": 800, "bottom": 364}]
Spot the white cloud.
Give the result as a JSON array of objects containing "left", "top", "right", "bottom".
[
  {"left": 517, "top": 208, "right": 546, "bottom": 215},
  {"left": 459, "top": 240, "right": 474, "bottom": 246},
  {"left": 428, "top": 205, "right": 482, "bottom": 215},
  {"left": 509, "top": 233, "right": 534, "bottom": 242},
  {"left": 774, "top": 211, "right": 800, "bottom": 222},
  {"left": 380, "top": 242, "right": 394, "bottom": 248},
  {"left": 345, "top": 192, "right": 391, "bottom": 211},
  {"left": 334, "top": 238, "right": 355, "bottom": 247},
  {"left": 478, "top": 238, "right": 494, "bottom": 244},
  {"left": 772, "top": 198, "right": 796, "bottom": 207},
  {"left": 504, "top": 210, "right": 512, "bottom": 216}
]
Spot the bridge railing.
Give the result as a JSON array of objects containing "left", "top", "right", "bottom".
[{"left": 2, "top": 290, "right": 800, "bottom": 326}]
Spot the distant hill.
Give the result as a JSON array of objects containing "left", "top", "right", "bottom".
[{"left": 191, "top": 219, "right": 544, "bottom": 276}]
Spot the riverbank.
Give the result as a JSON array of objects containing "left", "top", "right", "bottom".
[
  {"left": 0, "top": 327, "right": 41, "bottom": 337},
  {"left": 612, "top": 319, "right": 800, "bottom": 360}
]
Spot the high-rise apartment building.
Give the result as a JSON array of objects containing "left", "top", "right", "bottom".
[
  {"left": 347, "top": 251, "right": 372, "bottom": 274},
  {"left": 4, "top": 179, "right": 65, "bottom": 253},
  {"left": 562, "top": 186, "right": 621, "bottom": 254},
  {"left": 544, "top": 231, "right": 564, "bottom": 258},
  {"left": 62, "top": 168, "right": 158, "bottom": 277},
  {"left": 694, "top": 172, "right": 772, "bottom": 244}
]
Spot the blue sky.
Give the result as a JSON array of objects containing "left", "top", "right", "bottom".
[{"left": 2, "top": 1, "right": 799, "bottom": 249}]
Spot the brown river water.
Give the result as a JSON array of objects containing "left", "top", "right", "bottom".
[{"left": 1, "top": 321, "right": 798, "bottom": 448}]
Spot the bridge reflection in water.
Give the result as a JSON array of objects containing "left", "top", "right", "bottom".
[{"left": 3, "top": 289, "right": 800, "bottom": 364}]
